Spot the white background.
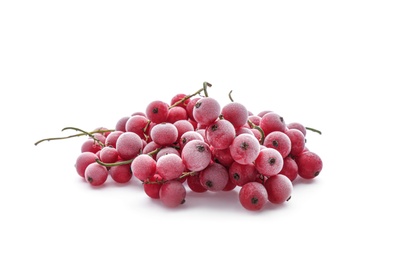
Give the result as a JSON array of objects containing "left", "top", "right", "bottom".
[{"left": 1, "top": 1, "right": 392, "bottom": 259}]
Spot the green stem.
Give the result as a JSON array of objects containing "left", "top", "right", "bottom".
[
  {"left": 228, "top": 90, "right": 234, "bottom": 102},
  {"left": 169, "top": 81, "right": 212, "bottom": 109},
  {"left": 34, "top": 128, "right": 114, "bottom": 146},
  {"left": 62, "top": 127, "right": 106, "bottom": 147},
  {"left": 305, "top": 127, "right": 322, "bottom": 135},
  {"left": 247, "top": 119, "right": 265, "bottom": 144},
  {"left": 95, "top": 147, "right": 161, "bottom": 167}
]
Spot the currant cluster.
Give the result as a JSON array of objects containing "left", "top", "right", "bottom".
[{"left": 35, "top": 82, "right": 323, "bottom": 211}]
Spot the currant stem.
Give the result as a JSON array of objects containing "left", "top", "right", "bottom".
[
  {"left": 34, "top": 128, "right": 114, "bottom": 146},
  {"left": 247, "top": 119, "right": 265, "bottom": 144},
  {"left": 95, "top": 147, "right": 161, "bottom": 167},
  {"left": 169, "top": 81, "right": 212, "bottom": 109},
  {"left": 228, "top": 90, "right": 234, "bottom": 102},
  {"left": 62, "top": 127, "right": 106, "bottom": 147},
  {"left": 305, "top": 127, "right": 322, "bottom": 135}
]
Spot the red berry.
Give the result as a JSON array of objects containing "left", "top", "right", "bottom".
[
  {"left": 238, "top": 182, "right": 268, "bottom": 211},
  {"left": 295, "top": 151, "right": 323, "bottom": 179}
]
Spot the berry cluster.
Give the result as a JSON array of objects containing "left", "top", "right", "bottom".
[{"left": 36, "top": 82, "right": 323, "bottom": 211}]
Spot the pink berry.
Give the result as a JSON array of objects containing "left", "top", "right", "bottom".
[
  {"left": 205, "top": 119, "right": 236, "bottom": 150},
  {"left": 228, "top": 161, "right": 258, "bottom": 186},
  {"left": 81, "top": 138, "right": 101, "bottom": 154},
  {"left": 259, "top": 112, "right": 286, "bottom": 136},
  {"left": 104, "top": 130, "right": 124, "bottom": 148},
  {"left": 181, "top": 140, "right": 212, "bottom": 171},
  {"left": 221, "top": 102, "right": 249, "bottom": 129},
  {"left": 125, "top": 115, "right": 150, "bottom": 139},
  {"left": 167, "top": 106, "right": 188, "bottom": 123},
  {"left": 186, "top": 174, "right": 207, "bottom": 193},
  {"left": 199, "top": 162, "right": 229, "bottom": 192},
  {"left": 286, "top": 122, "right": 307, "bottom": 136},
  {"left": 185, "top": 97, "right": 201, "bottom": 121},
  {"left": 84, "top": 162, "right": 108, "bottom": 186},
  {"left": 295, "top": 151, "right": 323, "bottom": 179},
  {"left": 115, "top": 116, "right": 130, "bottom": 132},
  {"left": 285, "top": 128, "right": 305, "bottom": 156},
  {"left": 170, "top": 93, "right": 190, "bottom": 109},
  {"left": 229, "top": 134, "right": 260, "bottom": 165},
  {"left": 131, "top": 154, "right": 157, "bottom": 181},
  {"left": 264, "top": 174, "right": 293, "bottom": 204},
  {"left": 109, "top": 163, "right": 132, "bottom": 183},
  {"left": 238, "top": 181, "right": 268, "bottom": 211},
  {"left": 99, "top": 146, "right": 119, "bottom": 164},
  {"left": 278, "top": 156, "right": 298, "bottom": 182},
  {"left": 156, "top": 147, "right": 180, "bottom": 160},
  {"left": 159, "top": 180, "right": 186, "bottom": 207},
  {"left": 116, "top": 132, "right": 143, "bottom": 160},
  {"left": 143, "top": 174, "right": 163, "bottom": 199},
  {"left": 145, "top": 100, "right": 169, "bottom": 124},
  {"left": 156, "top": 154, "right": 185, "bottom": 180},
  {"left": 192, "top": 97, "right": 221, "bottom": 126},
  {"left": 75, "top": 152, "right": 99, "bottom": 178},
  {"left": 180, "top": 131, "right": 204, "bottom": 150},
  {"left": 150, "top": 123, "right": 178, "bottom": 146},
  {"left": 211, "top": 147, "right": 234, "bottom": 168},
  {"left": 254, "top": 147, "right": 284, "bottom": 177},
  {"left": 263, "top": 131, "right": 292, "bottom": 158}
]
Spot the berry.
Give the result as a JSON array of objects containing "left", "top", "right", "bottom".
[
  {"left": 238, "top": 182, "right": 268, "bottom": 211},
  {"left": 131, "top": 154, "right": 157, "bottom": 182},
  {"left": 181, "top": 140, "right": 212, "bottom": 172},
  {"left": 116, "top": 132, "right": 143, "bottom": 160},
  {"left": 150, "top": 123, "right": 178, "bottom": 146},
  {"left": 145, "top": 100, "right": 169, "bottom": 124},
  {"left": 159, "top": 180, "right": 186, "bottom": 207},
  {"left": 199, "top": 162, "right": 229, "bottom": 192},
  {"left": 75, "top": 152, "right": 99, "bottom": 178},
  {"left": 229, "top": 134, "right": 260, "bottom": 165},
  {"left": 193, "top": 97, "right": 221, "bottom": 125},
  {"left": 109, "top": 163, "right": 132, "bottom": 184},
  {"left": 221, "top": 102, "right": 249, "bottom": 129},
  {"left": 156, "top": 154, "right": 185, "bottom": 180},
  {"left": 264, "top": 174, "right": 293, "bottom": 204},
  {"left": 295, "top": 151, "right": 323, "bottom": 179},
  {"left": 84, "top": 162, "right": 108, "bottom": 186},
  {"left": 254, "top": 147, "right": 284, "bottom": 177},
  {"left": 205, "top": 119, "right": 236, "bottom": 150},
  {"left": 259, "top": 112, "right": 286, "bottom": 136},
  {"left": 263, "top": 131, "right": 292, "bottom": 158}
]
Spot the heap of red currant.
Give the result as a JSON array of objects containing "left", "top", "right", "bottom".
[{"left": 35, "top": 82, "right": 323, "bottom": 211}]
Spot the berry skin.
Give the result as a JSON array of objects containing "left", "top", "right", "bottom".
[
  {"left": 199, "top": 162, "right": 229, "bottom": 192},
  {"left": 278, "top": 156, "right": 298, "bottom": 182},
  {"left": 84, "top": 162, "right": 108, "bottom": 186},
  {"left": 109, "top": 163, "right": 132, "bottom": 183},
  {"left": 75, "top": 152, "right": 99, "bottom": 178},
  {"left": 156, "top": 154, "right": 185, "bottom": 180},
  {"left": 205, "top": 119, "right": 236, "bottom": 150},
  {"left": 264, "top": 174, "right": 293, "bottom": 204},
  {"left": 285, "top": 128, "right": 305, "bottom": 156},
  {"left": 185, "top": 97, "right": 201, "bottom": 121},
  {"left": 238, "top": 181, "right": 268, "bottom": 211},
  {"left": 115, "top": 116, "right": 130, "bottom": 132},
  {"left": 229, "top": 134, "right": 260, "bottom": 165},
  {"left": 104, "top": 130, "right": 124, "bottom": 148},
  {"left": 125, "top": 115, "right": 150, "bottom": 140},
  {"left": 131, "top": 154, "right": 157, "bottom": 182},
  {"left": 170, "top": 93, "right": 190, "bottom": 109},
  {"left": 145, "top": 100, "right": 169, "bottom": 124},
  {"left": 99, "top": 146, "right": 119, "bottom": 164},
  {"left": 159, "top": 180, "right": 187, "bottom": 208},
  {"left": 116, "top": 132, "right": 143, "bottom": 160},
  {"left": 254, "top": 147, "right": 284, "bottom": 177},
  {"left": 263, "top": 131, "right": 292, "bottom": 158},
  {"left": 286, "top": 122, "right": 307, "bottom": 136},
  {"left": 259, "top": 112, "right": 286, "bottom": 136},
  {"left": 167, "top": 106, "right": 188, "bottom": 123},
  {"left": 181, "top": 140, "right": 212, "bottom": 172},
  {"left": 295, "top": 151, "right": 323, "bottom": 179},
  {"left": 150, "top": 123, "right": 178, "bottom": 146},
  {"left": 143, "top": 174, "right": 163, "bottom": 199},
  {"left": 192, "top": 97, "right": 221, "bottom": 126},
  {"left": 186, "top": 173, "right": 207, "bottom": 193},
  {"left": 81, "top": 138, "right": 102, "bottom": 154},
  {"left": 229, "top": 161, "right": 258, "bottom": 186},
  {"left": 221, "top": 102, "right": 249, "bottom": 129},
  {"left": 180, "top": 130, "right": 204, "bottom": 150}
]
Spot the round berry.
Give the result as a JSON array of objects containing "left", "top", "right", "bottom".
[
  {"left": 264, "top": 174, "right": 293, "bottom": 204},
  {"left": 238, "top": 182, "right": 268, "bottom": 211}
]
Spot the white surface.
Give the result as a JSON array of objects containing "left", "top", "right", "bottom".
[{"left": 1, "top": 1, "right": 392, "bottom": 259}]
